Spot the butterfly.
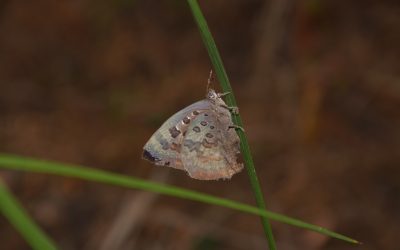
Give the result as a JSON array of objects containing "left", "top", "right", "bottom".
[{"left": 142, "top": 85, "right": 243, "bottom": 180}]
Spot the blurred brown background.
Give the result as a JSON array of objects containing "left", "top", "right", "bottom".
[{"left": 0, "top": 0, "right": 399, "bottom": 249}]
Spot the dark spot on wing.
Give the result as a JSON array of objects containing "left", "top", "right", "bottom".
[
  {"left": 193, "top": 110, "right": 200, "bottom": 115},
  {"left": 143, "top": 149, "right": 159, "bottom": 162},
  {"left": 210, "top": 125, "right": 215, "bottom": 129},
  {"left": 193, "top": 126, "right": 201, "bottom": 132},
  {"left": 183, "top": 117, "right": 190, "bottom": 124},
  {"left": 159, "top": 138, "right": 169, "bottom": 150},
  {"left": 183, "top": 139, "right": 201, "bottom": 152},
  {"left": 169, "top": 126, "right": 181, "bottom": 138},
  {"left": 204, "top": 113, "right": 208, "bottom": 116},
  {"left": 206, "top": 133, "right": 214, "bottom": 138},
  {"left": 200, "top": 121, "right": 207, "bottom": 126},
  {"left": 161, "top": 142, "right": 169, "bottom": 150}
]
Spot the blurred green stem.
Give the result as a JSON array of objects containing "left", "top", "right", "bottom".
[
  {"left": 0, "top": 154, "right": 359, "bottom": 245},
  {"left": 0, "top": 180, "right": 57, "bottom": 250}
]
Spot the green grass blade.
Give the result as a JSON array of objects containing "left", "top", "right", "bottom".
[
  {"left": 0, "top": 180, "right": 58, "bottom": 250},
  {"left": 186, "top": 1, "right": 277, "bottom": 248},
  {"left": 0, "top": 154, "right": 359, "bottom": 244}
]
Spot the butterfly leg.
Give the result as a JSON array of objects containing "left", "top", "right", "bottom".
[
  {"left": 228, "top": 106, "right": 239, "bottom": 115},
  {"left": 217, "top": 92, "right": 231, "bottom": 97},
  {"left": 228, "top": 124, "right": 245, "bottom": 132},
  {"left": 220, "top": 104, "right": 239, "bottom": 115}
]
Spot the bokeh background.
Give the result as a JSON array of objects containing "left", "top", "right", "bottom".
[{"left": 1, "top": 1, "right": 399, "bottom": 249}]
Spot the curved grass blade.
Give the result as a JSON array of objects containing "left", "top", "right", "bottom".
[
  {"left": 186, "top": 0, "right": 276, "bottom": 249},
  {"left": 0, "top": 154, "right": 359, "bottom": 244},
  {"left": 0, "top": 180, "right": 58, "bottom": 250}
]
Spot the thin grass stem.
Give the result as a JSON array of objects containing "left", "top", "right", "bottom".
[
  {"left": 186, "top": 1, "right": 277, "bottom": 248},
  {"left": 0, "top": 154, "right": 360, "bottom": 245}
]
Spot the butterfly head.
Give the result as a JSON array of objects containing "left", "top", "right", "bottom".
[
  {"left": 206, "top": 89, "right": 226, "bottom": 107},
  {"left": 206, "top": 89, "right": 218, "bottom": 100}
]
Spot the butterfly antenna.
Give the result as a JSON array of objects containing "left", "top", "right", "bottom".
[{"left": 206, "top": 69, "right": 214, "bottom": 94}]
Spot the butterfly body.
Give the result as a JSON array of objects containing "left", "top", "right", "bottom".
[{"left": 143, "top": 89, "right": 243, "bottom": 180}]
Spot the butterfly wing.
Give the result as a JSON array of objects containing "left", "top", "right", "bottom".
[
  {"left": 181, "top": 107, "right": 243, "bottom": 180},
  {"left": 143, "top": 100, "right": 211, "bottom": 169}
]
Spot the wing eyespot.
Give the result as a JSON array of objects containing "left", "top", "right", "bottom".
[
  {"left": 169, "top": 126, "right": 181, "bottom": 138},
  {"left": 193, "top": 126, "right": 201, "bottom": 133}
]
